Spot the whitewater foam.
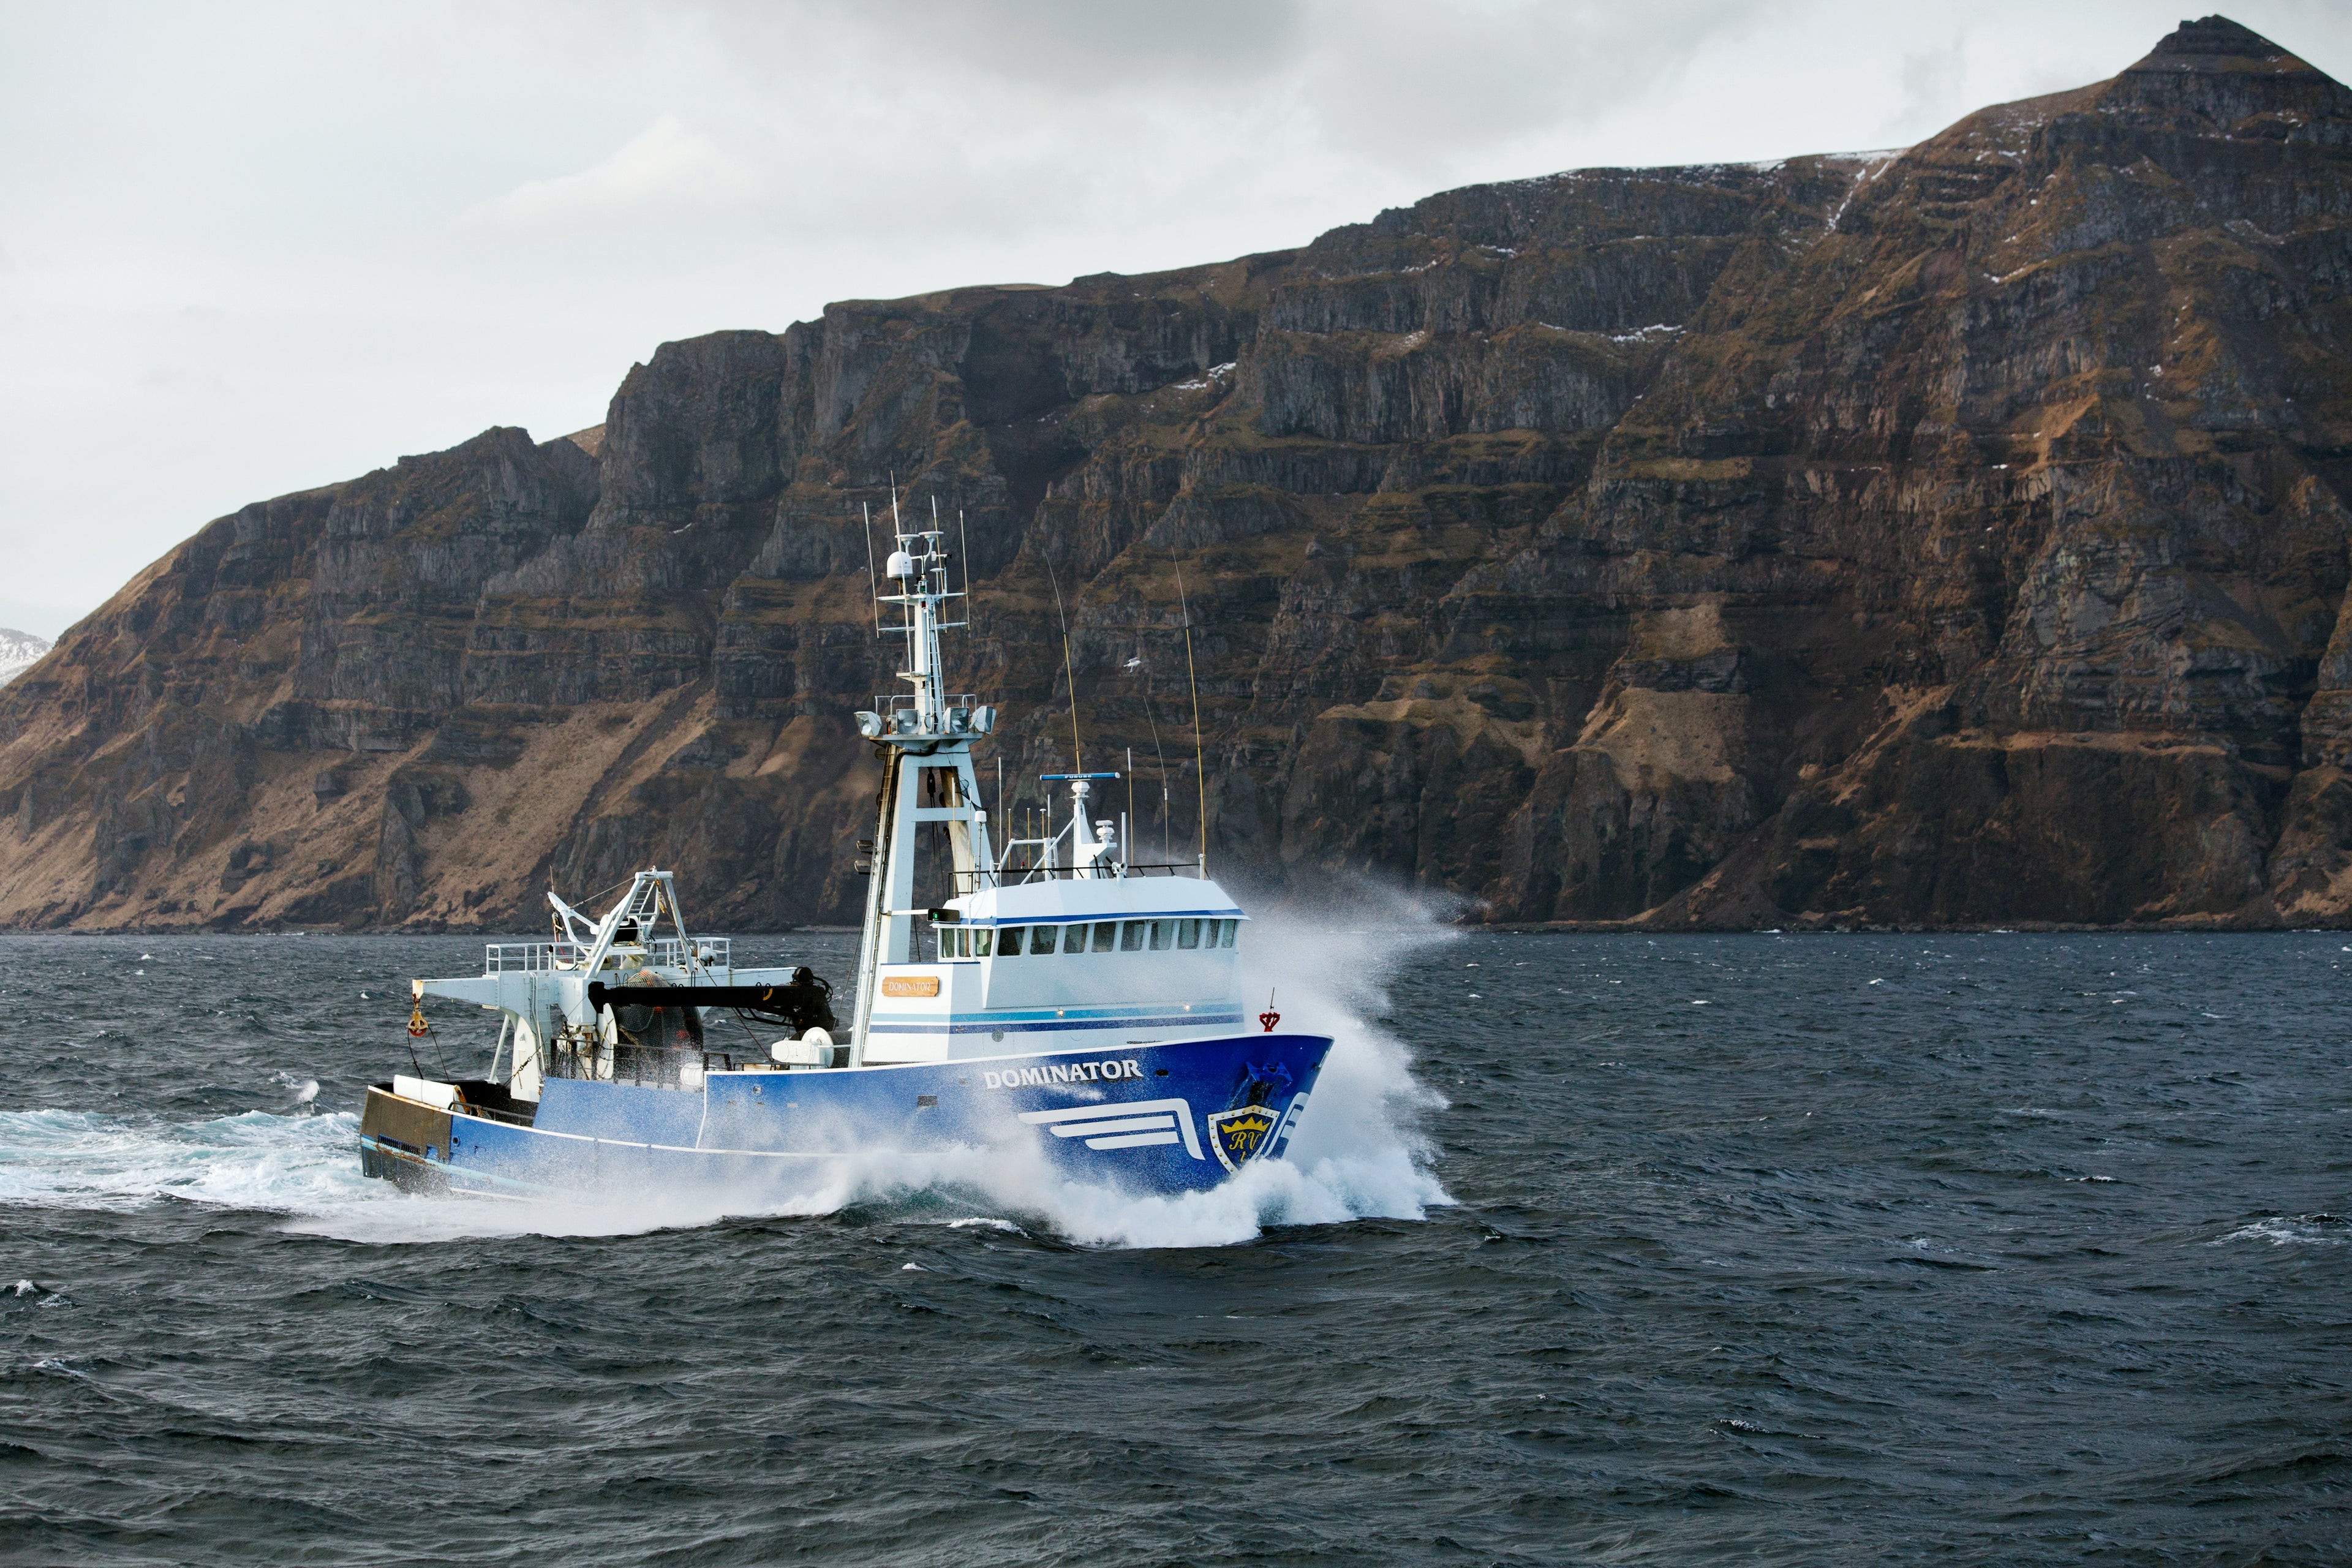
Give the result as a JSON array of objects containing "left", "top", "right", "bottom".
[
  {"left": 2216, "top": 1213, "right": 2345, "bottom": 1247},
  {"left": 0, "top": 1106, "right": 378, "bottom": 1215}
]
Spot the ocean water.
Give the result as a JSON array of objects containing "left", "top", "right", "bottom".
[{"left": 1, "top": 925, "right": 2346, "bottom": 1564}]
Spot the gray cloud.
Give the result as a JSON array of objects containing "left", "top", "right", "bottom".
[{"left": 786, "top": 0, "right": 1316, "bottom": 85}]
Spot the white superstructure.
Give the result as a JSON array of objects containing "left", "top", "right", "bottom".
[{"left": 848, "top": 503, "right": 1250, "bottom": 1063}]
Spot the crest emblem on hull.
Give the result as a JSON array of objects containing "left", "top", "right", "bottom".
[{"left": 1206, "top": 1104, "right": 1281, "bottom": 1172}]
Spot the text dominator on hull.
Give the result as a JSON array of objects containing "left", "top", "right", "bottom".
[{"left": 358, "top": 498, "right": 1333, "bottom": 1198}]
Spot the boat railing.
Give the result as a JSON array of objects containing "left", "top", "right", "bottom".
[
  {"left": 646, "top": 937, "right": 729, "bottom": 971},
  {"left": 872, "top": 691, "right": 979, "bottom": 714},
  {"left": 483, "top": 937, "right": 731, "bottom": 974},
  {"left": 485, "top": 941, "right": 587, "bottom": 973},
  {"left": 548, "top": 1043, "right": 772, "bottom": 1087},
  {"left": 957, "top": 861, "right": 1204, "bottom": 889},
  {"left": 869, "top": 691, "right": 984, "bottom": 737},
  {"left": 456, "top": 1100, "right": 536, "bottom": 1128}
]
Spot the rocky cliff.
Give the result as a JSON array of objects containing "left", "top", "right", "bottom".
[{"left": 8, "top": 15, "right": 2352, "bottom": 932}]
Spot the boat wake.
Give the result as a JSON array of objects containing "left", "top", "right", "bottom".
[
  {"left": 0, "top": 1104, "right": 376, "bottom": 1217},
  {"left": 1, "top": 907, "right": 1455, "bottom": 1251}
]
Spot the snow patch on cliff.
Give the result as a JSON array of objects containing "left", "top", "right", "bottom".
[{"left": 0, "top": 629, "right": 51, "bottom": 686}]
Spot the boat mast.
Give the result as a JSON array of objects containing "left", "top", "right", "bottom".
[{"left": 847, "top": 496, "right": 997, "bottom": 1063}]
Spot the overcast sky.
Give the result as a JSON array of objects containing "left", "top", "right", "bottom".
[{"left": 4, "top": 1, "right": 2348, "bottom": 639}]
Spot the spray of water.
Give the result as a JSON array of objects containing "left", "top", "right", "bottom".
[
  {"left": 0, "top": 1107, "right": 375, "bottom": 1216},
  {"left": 0, "top": 891, "right": 1458, "bottom": 1250}
]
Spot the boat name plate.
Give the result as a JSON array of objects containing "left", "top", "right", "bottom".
[{"left": 982, "top": 1060, "right": 1144, "bottom": 1088}]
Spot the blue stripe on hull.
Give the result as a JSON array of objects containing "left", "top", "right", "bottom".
[{"left": 401, "top": 1033, "right": 1330, "bottom": 1199}]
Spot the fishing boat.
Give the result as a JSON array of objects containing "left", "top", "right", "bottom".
[{"left": 357, "top": 506, "right": 1332, "bottom": 1200}]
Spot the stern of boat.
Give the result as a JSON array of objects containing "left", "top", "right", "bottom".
[{"left": 359, "top": 1079, "right": 540, "bottom": 1194}]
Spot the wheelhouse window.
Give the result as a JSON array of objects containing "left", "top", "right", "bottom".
[{"left": 966, "top": 918, "right": 1238, "bottom": 957}]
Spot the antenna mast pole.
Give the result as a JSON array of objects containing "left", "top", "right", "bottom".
[
  {"left": 1175, "top": 556, "right": 1207, "bottom": 878},
  {"left": 862, "top": 503, "right": 879, "bottom": 633},
  {"left": 1048, "top": 562, "right": 1083, "bottom": 772}
]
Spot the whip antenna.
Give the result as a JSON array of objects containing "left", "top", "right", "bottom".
[
  {"left": 862, "top": 502, "right": 879, "bottom": 633},
  {"left": 1175, "top": 554, "right": 1207, "bottom": 876},
  {"left": 1047, "top": 559, "right": 1084, "bottom": 771}
]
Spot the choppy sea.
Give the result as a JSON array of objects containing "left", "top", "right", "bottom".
[{"left": 1, "top": 920, "right": 2347, "bottom": 1564}]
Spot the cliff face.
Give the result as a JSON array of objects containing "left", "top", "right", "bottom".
[{"left": 8, "top": 15, "right": 2352, "bottom": 932}]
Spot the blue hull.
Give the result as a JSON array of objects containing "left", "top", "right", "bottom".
[{"left": 360, "top": 1033, "right": 1330, "bottom": 1200}]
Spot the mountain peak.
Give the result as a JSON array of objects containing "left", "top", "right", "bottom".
[
  {"left": 2103, "top": 13, "right": 2345, "bottom": 132},
  {"left": 0, "top": 628, "right": 53, "bottom": 687},
  {"left": 2128, "top": 15, "right": 2316, "bottom": 75}
]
